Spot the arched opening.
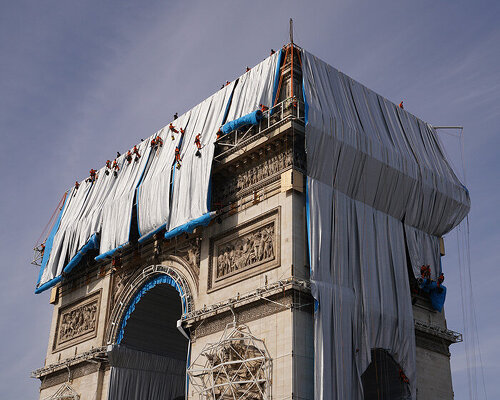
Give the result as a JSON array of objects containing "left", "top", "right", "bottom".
[
  {"left": 361, "top": 349, "right": 410, "bottom": 400},
  {"left": 108, "top": 276, "right": 189, "bottom": 400}
]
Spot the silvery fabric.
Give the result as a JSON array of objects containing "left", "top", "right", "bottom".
[
  {"left": 302, "top": 49, "right": 469, "bottom": 399},
  {"left": 37, "top": 53, "right": 280, "bottom": 290},
  {"left": 108, "top": 345, "right": 185, "bottom": 400}
]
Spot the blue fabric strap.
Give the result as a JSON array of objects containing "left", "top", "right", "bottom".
[
  {"left": 64, "top": 233, "right": 99, "bottom": 274},
  {"left": 35, "top": 275, "right": 63, "bottom": 294},
  {"left": 164, "top": 212, "right": 215, "bottom": 240},
  {"left": 36, "top": 192, "right": 70, "bottom": 287},
  {"left": 95, "top": 241, "right": 129, "bottom": 262},
  {"left": 221, "top": 110, "right": 263, "bottom": 135}
]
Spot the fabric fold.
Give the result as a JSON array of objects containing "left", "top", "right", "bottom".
[{"left": 302, "top": 49, "right": 469, "bottom": 399}]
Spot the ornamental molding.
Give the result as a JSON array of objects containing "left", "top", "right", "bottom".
[
  {"left": 106, "top": 262, "right": 195, "bottom": 346},
  {"left": 214, "top": 149, "right": 298, "bottom": 204}
]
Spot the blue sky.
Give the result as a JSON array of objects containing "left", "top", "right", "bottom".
[{"left": 1, "top": 1, "right": 498, "bottom": 398}]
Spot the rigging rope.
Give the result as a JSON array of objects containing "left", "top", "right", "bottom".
[
  {"left": 35, "top": 192, "right": 67, "bottom": 246},
  {"left": 450, "top": 126, "right": 488, "bottom": 399}
]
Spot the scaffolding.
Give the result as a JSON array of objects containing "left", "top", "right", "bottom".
[
  {"left": 31, "top": 347, "right": 107, "bottom": 379},
  {"left": 214, "top": 97, "right": 305, "bottom": 163},
  {"left": 187, "top": 323, "right": 272, "bottom": 400},
  {"left": 42, "top": 383, "right": 80, "bottom": 400}
]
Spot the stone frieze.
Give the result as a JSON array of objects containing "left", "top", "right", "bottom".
[
  {"left": 53, "top": 291, "right": 100, "bottom": 351},
  {"left": 209, "top": 208, "right": 280, "bottom": 291}
]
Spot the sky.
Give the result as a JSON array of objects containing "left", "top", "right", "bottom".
[{"left": 0, "top": 0, "right": 499, "bottom": 398}]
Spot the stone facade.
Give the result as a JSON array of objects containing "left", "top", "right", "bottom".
[{"left": 34, "top": 44, "right": 458, "bottom": 400}]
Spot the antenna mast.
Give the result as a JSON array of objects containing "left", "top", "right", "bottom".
[{"left": 289, "top": 18, "right": 294, "bottom": 44}]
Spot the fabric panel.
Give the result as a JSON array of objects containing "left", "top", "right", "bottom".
[
  {"left": 38, "top": 181, "right": 92, "bottom": 287},
  {"left": 309, "top": 181, "right": 416, "bottom": 399},
  {"left": 137, "top": 111, "right": 192, "bottom": 239},
  {"left": 302, "top": 50, "right": 470, "bottom": 237},
  {"left": 301, "top": 49, "right": 471, "bottom": 399},
  {"left": 108, "top": 345, "right": 185, "bottom": 400},
  {"left": 100, "top": 139, "right": 152, "bottom": 254},
  {"left": 224, "top": 52, "right": 280, "bottom": 122},
  {"left": 168, "top": 83, "right": 235, "bottom": 231},
  {"left": 404, "top": 224, "right": 441, "bottom": 280}
]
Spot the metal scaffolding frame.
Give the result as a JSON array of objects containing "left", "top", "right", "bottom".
[
  {"left": 214, "top": 97, "right": 304, "bottom": 163},
  {"left": 42, "top": 383, "right": 80, "bottom": 400},
  {"left": 188, "top": 323, "right": 272, "bottom": 400}
]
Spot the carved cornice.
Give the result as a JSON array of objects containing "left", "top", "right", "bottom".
[
  {"left": 39, "top": 362, "right": 102, "bottom": 390},
  {"left": 190, "top": 288, "right": 313, "bottom": 340},
  {"left": 213, "top": 141, "right": 305, "bottom": 205},
  {"left": 32, "top": 347, "right": 107, "bottom": 380}
]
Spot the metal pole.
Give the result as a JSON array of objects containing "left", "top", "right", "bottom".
[{"left": 290, "top": 18, "right": 294, "bottom": 44}]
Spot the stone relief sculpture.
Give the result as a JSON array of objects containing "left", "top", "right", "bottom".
[
  {"left": 111, "top": 268, "right": 135, "bottom": 306},
  {"left": 174, "top": 238, "right": 201, "bottom": 273},
  {"left": 58, "top": 299, "right": 98, "bottom": 344},
  {"left": 209, "top": 209, "right": 280, "bottom": 291},
  {"left": 214, "top": 148, "right": 301, "bottom": 203},
  {"left": 216, "top": 224, "right": 275, "bottom": 279}
]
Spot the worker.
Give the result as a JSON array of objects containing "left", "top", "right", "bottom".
[
  {"left": 260, "top": 104, "right": 269, "bottom": 112},
  {"left": 125, "top": 150, "right": 133, "bottom": 164},
  {"left": 105, "top": 160, "right": 111, "bottom": 175},
  {"left": 87, "top": 169, "right": 97, "bottom": 183},
  {"left": 216, "top": 128, "right": 222, "bottom": 140},
  {"left": 399, "top": 368, "right": 410, "bottom": 384},
  {"left": 116, "top": 151, "right": 121, "bottom": 158},
  {"left": 90, "top": 169, "right": 97, "bottom": 182},
  {"left": 246, "top": 66, "right": 251, "bottom": 72},
  {"left": 399, "top": 101, "right": 404, "bottom": 109},
  {"left": 420, "top": 264, "right": 431, "bottom": 279},
  {"left": 180, "top": 128, "right": 185, "bottom": 136},
  {"left": 112, "top": 160, "right": 120, "bottom": 176},
  {"left": 151, "top": 135, "right": 163, "bottom": 149},
  {"left": 174, "top": 112, "right": 178, "bottom": 120},
  {"left": 74, "top": 181, "right": 80, "bottom": 190},
  {"left": 270, "top": 49, "right": 275, "bottom": 55},
  {"left": 194, "top": 134, "right": 202, "bottom": 157},
  {"left": 175, "top": 146, "right": 182, "bottom": 169},
  {"left": 133, "top": 145, "right": 141, "bottom": 161},
  {"left": 437, "top": 273, "right": 445, "bottom": 287},
  {"left": 169, "top": 123, "right": 178, "bottom": 140},
  {"left": 225, "top": 81, "right": 230, "bottom": 86}
]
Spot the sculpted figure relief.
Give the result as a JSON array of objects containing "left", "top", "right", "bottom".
[
  {"left": 58, "top": 301, "right": 98, "bottom": 343},
  {"left": 111, "top": 268, "right": 134, "bottom": 306},
  {"left": 215, "top": 149, "right": 297, "bottom": 202},
  {"left": 206, "top": 333, "right": 267, "bottom": 399},
  {"left": 216, "top": 223, "right": 275, "bottom": 279}
]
